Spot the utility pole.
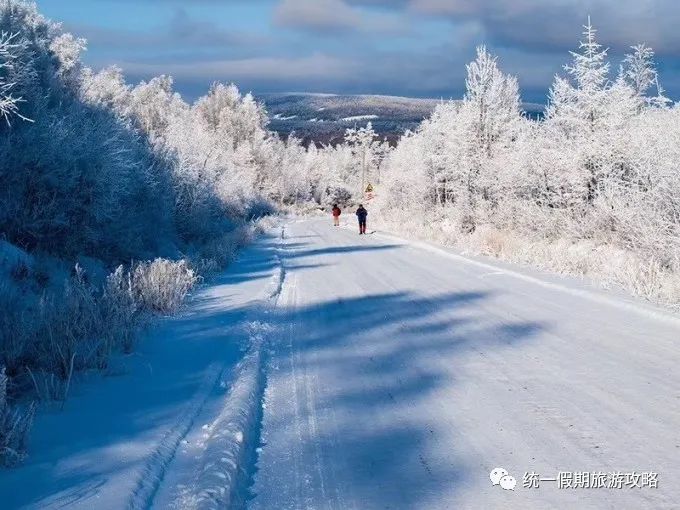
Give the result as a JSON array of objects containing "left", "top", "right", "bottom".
[
  {"left": 346, "top": 122, "right": 375, "bottom": 203},
  {"left": 361, "top": 147, "right": 366, "bottom": 201}
]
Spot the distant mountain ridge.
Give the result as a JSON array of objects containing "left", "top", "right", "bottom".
[{"left": 257, "top": 92, "right": 545, "bottom": 145}]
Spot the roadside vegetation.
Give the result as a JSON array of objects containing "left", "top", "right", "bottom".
[{"left": 1, "top": 0, "right": 678, "bottom": 465}]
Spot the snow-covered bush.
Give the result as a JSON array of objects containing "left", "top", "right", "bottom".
[
  {"left": 324, "top": 185, "right": 353, "bottom": 207},
  {"left": 130, "top": 259, "right": 199, "bottom": 314},
  {"left": 102, "top": 266, "right": 140, "bottom": 354},
  {"left": 192, "top": 225, "right": 256, "bottom": 277},
  {"left": 0, "top": 368, "right": 35, "bottom": 466},
  {"left": 0, "top": 256, "right": 200, "bottom": 400},
  {"left": 36, "top": 266, "right": 103, "bottom": 382}
]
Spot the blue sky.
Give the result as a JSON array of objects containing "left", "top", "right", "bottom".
[{"left": 36, "top": 0, "right": 680, "bottom": 103}]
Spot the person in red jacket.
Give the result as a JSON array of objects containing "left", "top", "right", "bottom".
[{"left": 332, "top": 204, "right": 341, "bottom": 226}]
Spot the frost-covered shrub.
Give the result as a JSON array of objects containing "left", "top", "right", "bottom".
[
  {"left": 31, "top": 266, "right": 110, "bottom": 383},
  {"left": 131, "top": 259, "right": 199, "bottom": 314},
  {"left": 102, "top": 266, "right": 141, "bottom": 354},
  {"left": 0, "top": 368, "right": 35, "bottom": 467},
  {"left": 191, "top": 224, "right": 257, "bottom": 277},
  {"left": 0, "top": 283, "right": 34, "bottom": 378},
  {"left": 325, "top": 185, "right": 353, "bottom": 207},
  {"left": 253, "top": 215, "right": 279, "bottom": 235},
  {"left": 247, "top": 198, "right": 278, "bottom": 221},
  {"left": 0, "top": 256, "right": 201, "bottom": 405}
]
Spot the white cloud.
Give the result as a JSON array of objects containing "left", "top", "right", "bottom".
[
  {"left": 117, "top": 53, "right": 355, "bottom": 81},
  {"left": 274, "top": 0, "right": 362, "bottom": 31},
  {"left": 409, "top": 0, "right": 680, "bottom": 54},
  {"left": 273, "top": 0, "right": 408, "bottom": 34}
]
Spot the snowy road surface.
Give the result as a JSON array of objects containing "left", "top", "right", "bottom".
[
  {"left": 2, "top": 218, "right": 680, "bottom": 510},
  {"left": 250, "top": 218, "right": 680, "bottom": 510}
]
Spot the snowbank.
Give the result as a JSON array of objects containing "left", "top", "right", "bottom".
[
  {"left": 152, "top": 226, "right": 287, "bottom": 509},
  {"left": 187, "top": 328, "right": 269, "bottom": 510}
]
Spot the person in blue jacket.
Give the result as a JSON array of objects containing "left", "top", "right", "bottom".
[{"left": 356, "top": 204, "right": 368, "bottom": 235}]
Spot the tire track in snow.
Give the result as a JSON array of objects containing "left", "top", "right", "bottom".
[
  {"left": 289, "top": 272, "right": 331, "bottom": 507},
  {"left": 283, "top": 223, "right": 331, "bottom": 508},
  {"left": 127, "top": 362, "right": 226, "bottom": 510},
  {"left": 129, "top": 225, "right": 288, "bottom": 510},
  {"left": 169, "top": 225, "right": 288, "bottom": 510},
  {"left": 182, "top": 330, "right": 270, "bottom": 510},
  {"left": 282, "top": 273, "right": 305, "bottom": 507},
  {"left": 253, "top": 221, "right": 361, "bottom": 510}
]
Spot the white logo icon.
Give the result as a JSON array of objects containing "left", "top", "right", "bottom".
[
  {"left": 490, "top": 467, "right": 508, "bottom": 486},
  {"left": 490, "top": 468, "right": 516, "bottom": 490},
  {"left": 500, "top": 474, "right": 517, "bottom": 491}
]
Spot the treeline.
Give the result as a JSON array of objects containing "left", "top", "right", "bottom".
[
  {"left": 0, "top": 0, "right": 388, "bottom": 465},
  {"left": 374, "top": 24, "right": 680, "bottom": 306},
  {"left": 1, "top": 20, "right": 270, "bottom": 262},
  {"left": 0, "top": 1, "right": 277, "bottom": 465}
]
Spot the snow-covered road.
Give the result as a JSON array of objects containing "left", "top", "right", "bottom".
[
  {"left": 250, "top": 218, "right": 680, "bottom": 510},
  {"left": 3, "top": 218, "right": 680, "bottom": 510}
]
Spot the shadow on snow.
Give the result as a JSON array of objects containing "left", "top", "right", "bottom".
[{"left": 0, "top": 230, "right": 547, "bottom": 510}]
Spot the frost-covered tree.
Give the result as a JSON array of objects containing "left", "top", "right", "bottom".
[
  {"left": 547, "top": 18, "right": 611, "bottom": 132},
  {"left": 344, "top": 122, "right": 389, "bottom": 197},
  {"left": 0, "top": 1, "right": 177, "bottom": 259},
  {"left": 81, "top": 65, "right": 131, "bottom": 111},
  {"left": 127, "top": 75, "right": 186, "bottom": 145},
  {"left": 623, "top": 44, "right": 657, "bottom": 98},
  {"left": 311, "top": 143, "right": 359, "bottom": 206},
  {"left": 464, "top": 46, "right": 521, "bottom": 158},
  {"left": 392, "top": 46, "right": 521, "bottom": 212},
  {"left": 567, "top": 18, "right": 609, "bottom": 93},
  {"left": 418, "top": 102, "right": 466, "bottom": 206},
  {"left": 373, "top": 18, "right": 680, "bottom": 308},
  {"left": 622, "top": 44, "right": 671, "bottom": 109},
  {"left": 0, "top": 31, "right": 24, "bottom": 121},
  {"left": 543, "top": 19, "right": 645, "bottom": 208}
]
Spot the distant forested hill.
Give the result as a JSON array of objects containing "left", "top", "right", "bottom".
[{"left": 257, "top": 93, "right": 545, "bottom": 145}]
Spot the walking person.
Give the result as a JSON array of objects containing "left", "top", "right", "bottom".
[
  {"left": 356, "top": 204, "right": 368, "bottom": 235},
  {"left": 332, "top": 204, "right": 342, "bottom": 227}
]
